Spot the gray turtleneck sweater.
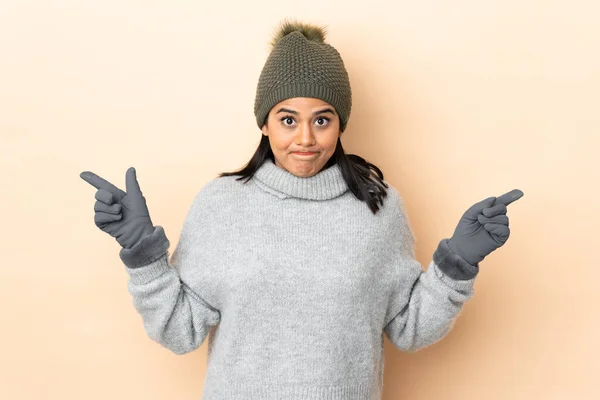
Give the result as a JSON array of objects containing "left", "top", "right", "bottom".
[{"left": 118, "top": 158, "right": 479, "bottom": 400}]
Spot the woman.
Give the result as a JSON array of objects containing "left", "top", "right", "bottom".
[{"left": 80, "top": 19, "right": 523, "bottom": 400}]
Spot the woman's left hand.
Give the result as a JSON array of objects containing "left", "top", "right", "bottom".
[{"left": 447, "top": 189, "right": 524, "bottom": 266}]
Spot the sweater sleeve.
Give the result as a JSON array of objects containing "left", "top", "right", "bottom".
[
  {"left": 383, "top": 191, "right": 478, "bottom": 353},
  {"left": 117, "top": 191, "right": 221, "bottom": 355}
]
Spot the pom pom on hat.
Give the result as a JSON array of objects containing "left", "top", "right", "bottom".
[{"left": 269, "top": 18, "right": 328, "bottom": 48}]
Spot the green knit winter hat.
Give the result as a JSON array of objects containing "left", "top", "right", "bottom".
[{"left": 254, "top": 20, "right": 352, "bottom": 133}]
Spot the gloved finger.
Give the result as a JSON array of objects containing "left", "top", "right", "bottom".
[
  {"left": 94, "top": 211, "right": 122, "bottom": 228},
  {"left": 95, "top": 189, "right": 116, "bottom": 205},
  {"left": 484, "top": 223, "right": 510, "bottom": 240},
  {"left": 494, "top": 189, "right": 524, "bottom": 207},
  {"left": 465, "top": 196, "right": 497, "bottom": 219},
  {"left": 478, "top": 214, "right": 509, "bottom": 226},
  {"left": 125, "top": 167, "right": 143, "bottom": 197},
  {"left": 94, "top": 201, "right": 122, "bottom": 215},
  {"left": 80, "top": 171, "right": 126, "bottom": 198},
  {"left": 482, "top": 204, "right": 507, "bottom": 217}
]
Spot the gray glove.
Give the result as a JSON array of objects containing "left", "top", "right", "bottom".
[
  {"left": 80, "top": 167, "right": 155, "bottom": 249},
  {"left": 447, "top": 189, "right": 524, "bottom": 266}
]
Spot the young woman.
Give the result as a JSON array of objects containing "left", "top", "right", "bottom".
[{"left": 80, "top": 18, "right": 523, "bottom": 400}]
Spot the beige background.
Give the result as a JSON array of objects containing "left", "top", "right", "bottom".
[{"left": 1, "top": 1, "right": 598, "bottom": 399}]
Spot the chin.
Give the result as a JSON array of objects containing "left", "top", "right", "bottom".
[{"left": 294, "top": 165, "right": 324, "bottom": 177}]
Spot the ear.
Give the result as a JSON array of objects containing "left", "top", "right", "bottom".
[{"left": 261, "top": 124, "right": 268, "bottom": 136}]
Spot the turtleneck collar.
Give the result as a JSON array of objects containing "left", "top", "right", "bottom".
[{"left": 253, "top": 158, "right": 349, "bottom": 201}]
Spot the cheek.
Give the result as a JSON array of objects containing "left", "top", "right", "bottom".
[
  {"left": 270, "top": 132, "right": 293, "bottom": 149},
  {"left": 323, "top": 134, "right": 339, "bottom": 151}
]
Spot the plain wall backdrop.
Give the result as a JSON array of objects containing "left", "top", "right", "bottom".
[{"left": 1, "top": 1, "right": 598, "bottom": 399}]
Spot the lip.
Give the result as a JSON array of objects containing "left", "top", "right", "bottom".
[{"left": 292, "top": 151, "right": 317, "bottom": 155}]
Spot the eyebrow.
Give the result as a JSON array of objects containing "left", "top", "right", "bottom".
[{"left": 275, "top": 107, "right": 336, "bottom": 116}]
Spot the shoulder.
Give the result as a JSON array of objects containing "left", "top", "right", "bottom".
[
  {"left": 380, "top": 182, "right": 408, "bottom": 217},
  {"left": 201, "top": 173, "right": 249, "bottom": 193},
  {"left": 188, "top": 174, "right": 247, "bottom": 211},
  {"left": 378, "top": 181, "right": 415, "bottom": 241}
]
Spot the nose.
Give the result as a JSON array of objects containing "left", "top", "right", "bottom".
[{"left": 296, "top": 122, "right": 316, "bottom": 146}]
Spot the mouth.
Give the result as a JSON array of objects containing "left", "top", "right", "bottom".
[{"left": 292, "top": 151, "right": 317, "bottom": 155}]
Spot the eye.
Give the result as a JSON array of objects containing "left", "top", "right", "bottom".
[
  {"left": 315, "top": 117, "right": 330, "bottom": 127},
  {"left": 280, "top": 116, "right": 295, "bottom": 127}
]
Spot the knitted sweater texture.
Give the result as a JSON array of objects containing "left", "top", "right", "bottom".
[{"left": 118, "top": 158, "right": 479, "bottom": 399}]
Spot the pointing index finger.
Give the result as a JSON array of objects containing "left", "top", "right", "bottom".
[
  {"left": 494, "top": 189, "right": 524, "bottom": 206},
  {"left": 79, "top": 171, "right": 126, "bottom": 197}
]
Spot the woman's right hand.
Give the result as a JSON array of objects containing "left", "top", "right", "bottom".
[{"left": 80, "top": 167, "right": 155, "bottom": 249}]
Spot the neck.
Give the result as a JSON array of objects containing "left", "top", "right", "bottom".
[{"left": 253, "top": 158, "right": 348, "bottom": 201}]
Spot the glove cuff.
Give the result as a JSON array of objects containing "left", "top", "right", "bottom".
[
  {"left": 433, "top": 238, "right": 480, "bottom": 280},
  {"left": 119, "top": 225, "right": 170, "bottom": 269}
]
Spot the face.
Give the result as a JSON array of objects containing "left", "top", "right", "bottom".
[{"left": 261, "top": 97, "right": 340, "bottom": 177}]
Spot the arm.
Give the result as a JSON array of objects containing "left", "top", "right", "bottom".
[
  {"left": 118, "top": 192, "right": 221, "bottom": 355},
  {"left": 383, "top": 192, "right": 478, "bottom": 353}
]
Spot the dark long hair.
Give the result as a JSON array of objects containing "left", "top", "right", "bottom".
[{"left": 218, "top": 134, "right": 390, "bottom": 215}]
